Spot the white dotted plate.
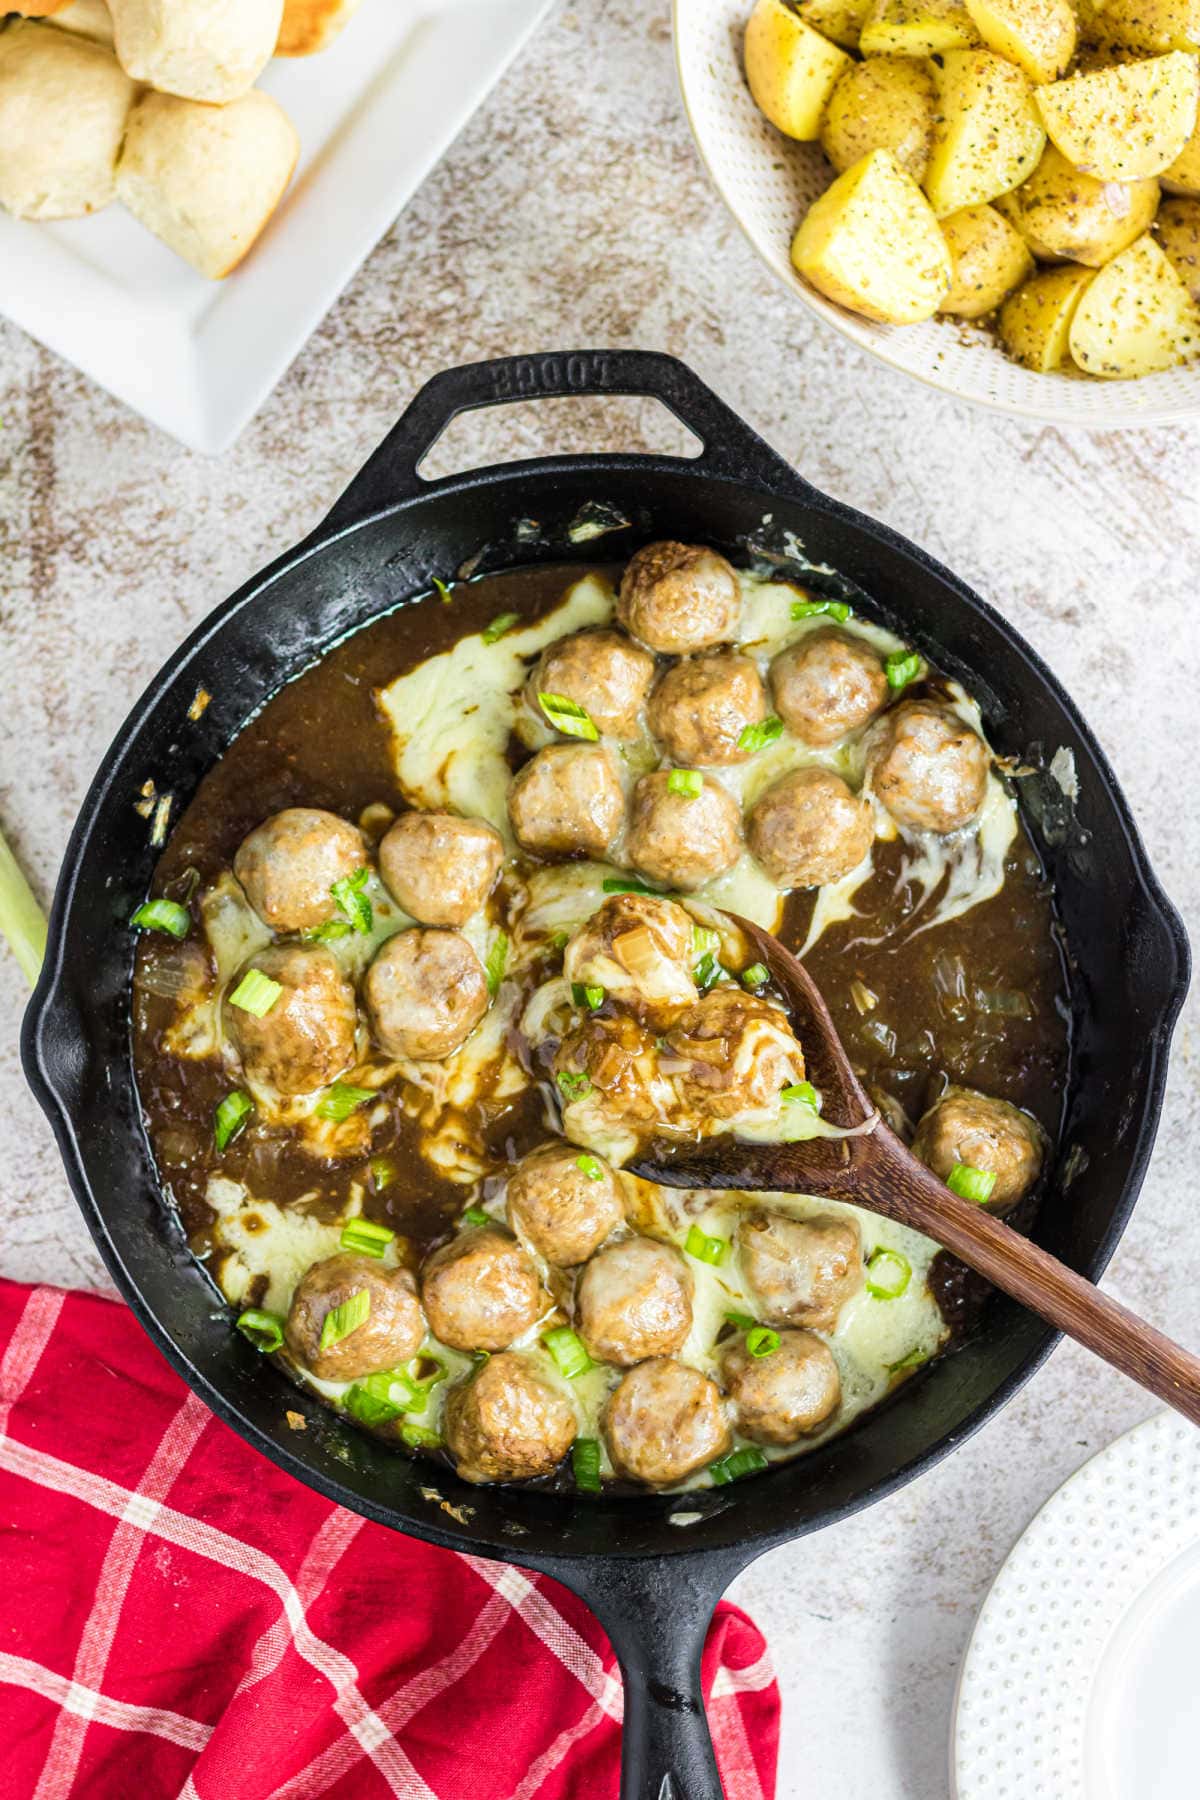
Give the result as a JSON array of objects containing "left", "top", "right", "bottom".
[
  {"left": 952, "top": 1411, "right": 1200, "bottom": 1800},
  {"left": 672, "top": 0, "right": 1200, "bottom": 426}
]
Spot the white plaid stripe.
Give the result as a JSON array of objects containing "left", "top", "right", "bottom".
[
  {"left": 460, "top": 1557, "right": 624, "bottom": 1722},
  {"left": 0, "top": 1653, "right": 214, "bottom": 1755}
]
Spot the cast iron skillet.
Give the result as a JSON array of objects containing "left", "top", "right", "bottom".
[{"left": 23, "top": 351, "right": 1190, "bottom": 1798}]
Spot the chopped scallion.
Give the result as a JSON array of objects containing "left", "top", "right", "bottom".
[
  {"left": 485, "top": 932, "right": 508, "bottom": 997},
  {"left": 330, "top": 867, "right": 372, "bottom": 936},
  {"left": 885, "top": 649, "right": 922, "bottom": 691},
  {"left": 572, "top": 1437, "right": 603, "bottom": 1492},
  {"left": 693, "top": 950, "right": 723, "bottom": 992},
  {"left": 344, "top": 1384, "right": 405, "bottom": 1427},
  {"left": 433, "top": 577, "right": 453, "bottom": 604},
  {"left": 400, "top": 1423, "right": 442, "bottom": 1450},
  {"left": 482, "top": 611, "right": 520, "bottom": 644},
  {"left": 463, "top": 1206, "right": 492, "bottom": 1227},
  {"left": 319, "top": 1288, "right": 371, "bottom": 1352},
  {"left": 304, "top": 918, "right": 352, "bottom": 943},
  {"left": 340, "top": 1217, "right": 396, "bottom": 1258},
  {"left": 692, "top": 926, "right": 721, "bottom": 957},
  {"left": 741, "top": 962, "right": 769, "bottom": 990},
  {"left": 781, "top": 1081, "right": 820, "bottom": 1112},
  {"left": 556, "top": 1070, "right": 591, "bottom": 1101},
  {"left": 947, "top": 1162, "right": 997, "bottom": 1204},
  {"left": 236, "top": 1308, "right": 284, "bottom": 1353},
  {"left": 725, "top": 1310, "right": 756, "bottom": 1331},
  {"left": 745, "top": 1326, "right": 780, "bottom": 1358},
  {"left": 791, "top": 598, "right": 852, "bottom": 623},
  {"left": 130, "top": 898, "right": 191, "bottom": 939},
  {"left": 709, "top": 1446, "right": 769, "bottom": 1485},
  {"left": 227, "top": 967, "right": 283, "bottom": 1017},
  {"left": 601, "top": 877, "right": 661, "bottom": 896},
  {"left": 316, "top": 1082, "right": 375, "bottom": 1122},
  {"left": 370, "top": 1156, "right": 397, "bottom": 1191},
  {"left": 214, "top": 1090, "right": 253, "bottom": 1152},
  {"left": 571, "top": 982, "right": 605, "bottom": 1011},
  {"left": 543, "top": 1326, "right": 593, "bottom": 1379},
  {"left": 576, "top": 1153, "right": 605, "bottom": 1182},
  {"left": 865, "top": 1247, "right": 912, "bottom": 1299},
  {"left": 684, "top": 1224, "right": 727, "bottom": 1266},
  {"left": 737, "top": 715, "right": 783, "bottom": 756},
  {"left": 886, "top": 1345, "right": 930, "bottom": 1374},
  {"left": 538, "top": 691, "right": 599, "bottom": 741},
  {"left": 667, "top": 769, "right": 703, "bottom": 799}
]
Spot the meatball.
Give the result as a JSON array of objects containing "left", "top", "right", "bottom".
[
  {"left": 576, "top": 1236, "right": 693, "bottom": 1366},
  {"left": 746, "top": 766, "right": 874, "bottom": 890},
  {"left": 604, "top": 1358, "right": 730, "bottom": 1485},
  {"left": 554, "top": 1012, "right": 672, "bottom": 1132},
  {"left": 648, "top": 652, "right": 767, "bottom": 767},
  {"left": 507, "top": 744, "right": 625, "bottom": 860},
  {"left": 234, "top": 807, "right": 366, "bottom": 935},
  {"left": 506, "top": 1142, "right": 625, "bottom": 1267},
  {"left": 364, "top": 929, "right": 488, "bottom": 1060},
  {"left": 769, "top": 628, "right": 888, "bottom": 747},
  {"left": 616, "top": 541, "right": 741, "bottom": 655},
  {"left": 866, "top": 700, "right": 990, "bottom": 834},
  {"left": 420, "top": 1225, "right": 545, "bottom": 1352},
  {"left": 444, "top": 1351, "right": 576, "bottom": 1484},
  {"left": 285, "top": 1253, "right": 425, "bottom": 1382},
  {"left": 912, "top": 1085, "right": 1044, "bottom": 1212},
  {"left": 563, "top": 892, "right": 698, "bottom": 1029},
  {"left": 664, "top": 988, "right": 803, "bottom": 1121},
  {"left": 225, "top": 944, "right": 356, "bottom": 1097},
  {"left": 626, "top": 771, "right": 742, "bottom": 891},
  {"left": 378, "top": 812, "right": 503, "bottom": 928},
  {"left": 737, "top": 1210, "right": 863, "bottom": 1332},
  {"left": 720, "top": 1328, "right": 841, "bottom": 1445},
  {"left": 528, "top": 629, "right": 655, "bottom": 741}
]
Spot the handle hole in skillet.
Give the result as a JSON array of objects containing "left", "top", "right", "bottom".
[{"left": 416, "top": 395, "right": 704, "bottom": 481}]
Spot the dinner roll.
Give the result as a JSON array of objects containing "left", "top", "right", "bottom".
[
  {"left": 117, "top": 90, "right": 299, "bottom": 280},
  {"left": 109, "top": 0, "right": 283, "bottom": 102},
  {"left": 49, "top": 2, "right": 115, "bottom": 45},
  {"left": 276, "top": 0, "right": 363, "bottom": 56},
  {"left": 0, "top": 21, "right": 133, "bottom": 220}
]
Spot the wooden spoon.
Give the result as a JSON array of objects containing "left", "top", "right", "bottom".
[{"left": 629, "top": 912, "right": 1200, "bottom": 1427}]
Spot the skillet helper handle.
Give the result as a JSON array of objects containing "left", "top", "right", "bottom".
[
  {"left": 322, "top": 348, "right": 805, "bottom": 528},
  {"left": 873, "top": 1138, "right": 1200, "bottom": 1426}
]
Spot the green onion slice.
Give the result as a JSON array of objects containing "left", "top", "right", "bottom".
[
  {"left": 236, "top": 1308, "right": 284, "bottom": 1353},
  {"left": 330, "top": 867, "right": 372, "bottom": 936},
  {"left": 692, "top": 925, "right": 721, "bottom": 956},
  {"left": 745, "top": 1326, "right": 780, "bottom": 1358},
  {"left": 214, "top": 1090, "right": 253, "bottom": 1152},
  {"left": 886, "top": 1345, "right": 930, "bottom": 1374},
  {"left": 693, "top": 950, "right": 723, "bottom": 993},
  {"left": 865, "top": 1247, "right": 912, "bottom": 1299},
  {"left": 319, "top": 1288, "right": 371, "bottom": 1352},
  {"left": 543, "top": 1326, "right": 593, "bottom": 1380},
  {"left": 228, "top": 968, "right": 283, "bottom": 1017},
  {"left": 304, "top": 918, "right": 352, "bottom": 943},
  {"left": 791, "top": 598, "right": 852, "bottom": 623},
  {"left": 482, "top": 611, "right": 520, "bottom": 644},
  {"left": 572, "top": 1437, "right": 603, "bottom": 1492},
  {"left": 130, "top": 898, "right": 191, "bottom": 939},
  {"left": 667, "top": 769, "right": 703, "bottom": 798},
  {"left": 947, "top": 1162, "right": 997, "bottom": 1204},
  {"left": 576, "top": 1153, "right": 605, "bottom": 1182},
  {"left": 316, "top": 1082, "right": 375, "bottom": 1122},
  {"left": 463, "top": 1206, "right": 492, "bottom": 1227},
  {"left": 725, "top": 1310, "right": 756, "bottom": 1331},
  {"left": 537, "top": 691, "right": 599, "bottom": 741},
  {"left": 601, "top": 877, "right": 661, "bottom": 896},
  {"left": 400, "top": 1422, "right": 442, "bottom": 1450},
  {"left": 737, "top": 715, "right": 783, "bottom": 756},
  {"left": 485, "top": 932, "right": 508, "bottom": 997},
  {"left": 340, "top": 1217, "right": 396, "bottom": 1258},
  {"left": 884, "top": 649, "right": 922, "bottom": 691},
  {"left": 781, "top": 1081, "right": 820, "bottom": 1112},
  {"left": 433, "top": 577, "right": 453, "bottom": 604},
  {"left": 709, "top": 1446, "right": 769, "bottom": 1485},
  {"left": 684, "top": 1224, "right": 727, "bottom": 1266},
  {"left": 741, "top": 962, "right": 769, "bottom": 990},
  {"left": 344, "top": 1383, "right": 405, "bottom": 1427},
  {"left": 556, "top": 1070, "right": 591, "bottom": 1101},
  {"left": 370, "top": 1156, "right": 397, "bottom": 1191},
  {"left": 571, "top": 982, "right": 605, "bottom": 1011}
]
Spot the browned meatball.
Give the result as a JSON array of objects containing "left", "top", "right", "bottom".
[
  {"left": 912, "top": 1085, "right": 1044, "bottom": 1212},
  {"left": 746, "top": 766, "right": 875, "bottom": 889},
  {"left": 554, "top": 1012, "right": 670, "bottom": 1132},
  {"left": 769, "top": 628, "right": 888, "bottom": 746},
  {"left": 420, "top": 1225, "right": 545, "bottom": 1352},
  {"left": 576, "top": 1236, "right": 693, "bottom": 1365},
  {"left": 528, "top": 629, "right": 655, "bottom": 740},
  {"left": 737, "top": 1210, "right": 863, "bottom": 1331},
  {"left": 444, "top": 1351, "right": 576, "bottom": 1484},
  {"left": 604, "top": 1358, "right": 730, "bottom": 1485},
  {"left": 285, "top": 1253, "right": 425, "bottom": 1382},
  {"left": 648, "top": 652, "right": 767, "bottom": 767},
  {"left": 234, "top": 808, "right": 367, "bottom": 936},
  {"left": 507, "top": 744, "right": 625, "bottom": 860},
  {"left": 616, "top": 541, "right": 741, "bottom": 655},
  {"left": 378, "top": 812, "right": 503, "bottom": 928},
  {"left": 364, "top": 929, "right": 488, "bottom": 1060},
  {"left": 563, "top": 892, "right": 697, "bottom": 1029},
  {"left": 721, "top": 1328, "right": 841, "bottom": 1444},
  {"left": 664, "top": 988, "right": 803, "bottom": 1121},
  {"left": 505, "top": 1142, "right": 625, "bottom": 1266},
  {"left": 866, "top": 700, "right": 990, "bottom": 834},
  {"left": 225, "top": 944, "right": 356, "bottom": 1097},
  {"left": 626, "top": 771, "right": 742, "bottom": 891}
]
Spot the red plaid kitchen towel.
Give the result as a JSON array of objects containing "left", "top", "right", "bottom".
[{"left": 0, "top": 1280, "right": 779, "bottom": 1799}]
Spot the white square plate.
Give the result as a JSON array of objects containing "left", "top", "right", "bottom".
[{"left": 0, "top": 1, "right": 553, "bottom": 452}]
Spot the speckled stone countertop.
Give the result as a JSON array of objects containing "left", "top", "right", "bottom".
[{"left": 2, "top": 2, "right": 1199, "bottom": 1793}]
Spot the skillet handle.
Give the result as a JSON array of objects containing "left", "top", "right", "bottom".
[
  {"left": 321, "top": 349, "right": 808, "bottom": 529},
  {"left": 557, "top": 1550, "right": 750, "bottom": 1800}
]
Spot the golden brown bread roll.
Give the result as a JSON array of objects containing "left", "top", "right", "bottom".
[
  {"left": 0, "top": 20, "right": 133, "bottom": 219},
  {"left": 109, "top": 0, "right": 283, "bottom": 102},
  {"left": 276, "top": 0, "right": 364, "bottom": 55},
  {"left": 116, "top": 89, "right": 300, "bottom": 280}
]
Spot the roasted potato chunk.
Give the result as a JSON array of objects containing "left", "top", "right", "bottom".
[
  {"left": 1035, "top": 53, "right": 1200, "bottom": 182},
  {"left": 1088, "top": 0, "right": 1200, "bottom": 55},
  {"left": 792, "top": 148, "right": 952, "bottom": 321},
  {"left": 1068, "top": 230, "right": 1200, "bottom": 374},
  {"left": 963, "top": 0, "right": 1075, "bottom": 82},
  {"left": 1162, "top": 106, "right": 1200, "bottom": 191},
  {"left": 796, "top": 0, "right": 874, "bottom": 48},
  {"left": 995, "top": 144, "right": 1160, "bottom": 265},
  {"left": 860, "top": 0, "right": 981, "bottom": 56},
  {"left": 820, "top": 55, "right": 937, "bottom": 181},
  {"left": 998, "top": 262, "right": 1095, "bottom": 368},
  {"left": 924, "top": 49, "right": 1045, "bottom": 216},
  {"left": 939, "top": 203, "right": 1034, "bottom": 314},
  {"left": 744, "top": 0, "right": 853, "bottom": 139},
  {"left": 1156, "top": 193, "right": 1200, "bottom": 296}
]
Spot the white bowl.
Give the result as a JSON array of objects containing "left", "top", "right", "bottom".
[{"left": 673, "top": 0, "right": 1200, "bottom": 427}]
